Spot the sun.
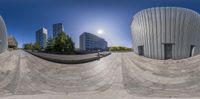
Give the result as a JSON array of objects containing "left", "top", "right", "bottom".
[{"left": 97, "top": 29, "right": 104, "bottom": 34}]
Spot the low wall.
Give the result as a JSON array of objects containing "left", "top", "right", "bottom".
[{"left": 26, "top": 51, "right": 111, "bottom": 64}]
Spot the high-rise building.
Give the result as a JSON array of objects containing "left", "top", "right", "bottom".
[
  {"left": 53, "top": 23, "right": 64, "bottom": 38},
  {"left": 80, "top": 32, "right": 108, "bottom": 51},
  {"left": 36, "top": 28, "right": 48, "bottom": 49}
]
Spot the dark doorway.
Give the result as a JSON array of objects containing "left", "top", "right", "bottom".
[
  {"left": 189, "top": 45, "right": 195, "bottom": 57},
  {"left": 138, "top": 46, "right": 144, "bottom": 56},
  {"left": 164, "top": 44, "right": 172, "bottom": 59}
]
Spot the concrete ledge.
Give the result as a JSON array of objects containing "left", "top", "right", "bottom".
[{"left": 26, "top": 51, "right": 111, "bottom": 64}]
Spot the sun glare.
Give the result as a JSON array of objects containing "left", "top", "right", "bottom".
[{"left": 97, "top": 29, "right": 104, "bottom": 34}]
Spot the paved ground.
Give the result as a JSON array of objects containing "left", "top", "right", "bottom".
[{"left": 1, "top": 50, "right": 200, "bottom": 99}]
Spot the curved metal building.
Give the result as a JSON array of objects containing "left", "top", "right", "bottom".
[
  {"left": 131, "top": 7, "right": 200, "bottom": 59},
  {"left": 0, "top": 16, "right": 7, "bottom": 53}
]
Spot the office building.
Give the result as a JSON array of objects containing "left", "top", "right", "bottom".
[
  {"left": 36, "top": 28, "right": 48, "bottom": 49},
  {"left": 53, "top": 23, "right": 64, "bottom": 38},
  {"left": 80, "top": 32, "right": 107, "bottom": 51}
]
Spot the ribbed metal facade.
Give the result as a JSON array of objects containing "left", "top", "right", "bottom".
[
  {"left": 0, "top": 16, "right": 7, "bottom": 53},
  {"left": 131, "top": 7, "right": 200, "bottom": 59}
]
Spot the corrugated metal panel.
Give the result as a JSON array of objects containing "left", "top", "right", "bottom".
[
  {"left": 178, "top": 10, "right": 184, "bottom": 58},
  {"left": 160, "top": 7, "right": 166, "bottom": 59},
  {"left": 143, "top": 11, "right": 148, "bottom": 57},
  {"left": 183, "top": 10, "right": 190, "bottom": 58},
  {"left": 166, "top": 7, "right": 171, "bottom": 43},
  {"left": 156, "top": 8, "right": 161, "bottom": 59},
  {"left": 152, "top": 8, "right": 157, "bottom": 59},
  {"left": 148, "top": 9, "right": 153, "bottom": 58},
  {"left": 171, "top": 8, "right": 176, "bottom": 59},
  {"left": 145, "top": 10, "right": 150, "bottom": 57}
]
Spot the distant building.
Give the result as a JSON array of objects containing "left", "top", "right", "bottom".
[
  {"left": 36, "top": 28, "right": 48, "bottom": 49},
  {"left": 53, "top": 23, "right": 64, "bottom": 38},
  {"left": 80, "top": 32, "right": 108, "bottom": 51},
  {"left": 8, "top": 35, "right": 18, "bottom": 49}
]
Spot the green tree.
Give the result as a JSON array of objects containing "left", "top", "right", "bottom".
[
  {"left": 23, "top": 43, "right": 33, "bottom": 50},
  {"left": 65, "top": 36, "right": 75, "bottom": 53},
  {"left": 109, "top": 46, "right": 132, "bottom": 52},
  {"left": 45, "top": 37, "right": 55, "bottom": 52},
  {"left": 54, "top": 32, "right": 67, "bottom": 52},
  {"left": 53, "top": 32, "right": 75, "bottom": 53},
  {"left": 33, "top": 42, "right": 40, "bottom": 50}
]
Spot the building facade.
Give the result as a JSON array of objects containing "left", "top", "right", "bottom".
[
  {"left": 36, "top": 28, "right": 48, "bottom": 49},
  {"left": 53, "top": 23, "right": 64, "bottom": 38},
  {"left": 8, "top": 35, "right": 18, "bottom": 49},
  {"left": 0, "top": 16, "right": 8, "bottom": 53},
  {"left": 131, "top": 7, "right": 200, "bottom": 60},
  {"left": 80, "top": 32, "right": 108, "bottom": 51}
]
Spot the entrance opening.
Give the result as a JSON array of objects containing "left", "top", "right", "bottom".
[
  {"left": 189, "top": 45, "right": 195, "bottom": 57},
  {"left": 138, "top": 46, "right": 144, "bottom": 56},
  {"left": 164, "top": 44, "right": 172, "bottom": 59}
]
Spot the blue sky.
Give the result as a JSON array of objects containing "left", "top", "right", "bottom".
[{"left": 0, "top": 0, "right": 199, "bottom": 48}]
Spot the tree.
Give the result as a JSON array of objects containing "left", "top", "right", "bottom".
[
  {"left": 65, "top": 36, "right": 75, "bottom": 53},
  {"left": 109, "top": 46, "right": 132, "bottom": 52},
  {"left": 51, "top": 32, "right": 75, "bottom": 54},
  {"left": 54, "top": 32, "right": 67, "bottom": 52},
  {"left": 33, "top": 42, "right": 40, "bottom": 50},
  {"left": 45, "top": 37, "right": 55, "bottom": 52},
  {"left": 23, "top": 43, "right": 33, "bottom": 50}
]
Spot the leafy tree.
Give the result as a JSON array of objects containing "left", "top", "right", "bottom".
[
  {"left": 33, "top": 42, "right": 40, "bottom": 50},
  {"left": 45, "top": 37, "right": 55, "bottom": 52},
  {"left": 23, "top": 43, "right": 41, "bottom": 51},
  {"left": 65, "top": 36, "right": 75, "bottom": 53},
  {"left": 49, "top": 32, "right": 75, "bottom": 54},
  {"left": 109, "top": 46, "right": 132, "bottom": 52},
  {"left": 23, "top": 43, "right": 33, "bottom": 50},
  {"left": 54, "top": 32, "right": 68, "bottom": 52}
]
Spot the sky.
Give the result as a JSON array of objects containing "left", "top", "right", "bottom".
[{"left": 0, "top": 0, "right": 200, "bottom": 48}]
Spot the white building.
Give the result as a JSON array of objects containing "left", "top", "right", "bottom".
[
  {"left": 131, "top": 7, "right": 200, "bottom": 59},
  {"left": 36, "top": 28, "right": 48, "bottom": 49}
]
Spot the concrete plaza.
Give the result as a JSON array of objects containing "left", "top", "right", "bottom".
[{"left": 0, "top": 50, "right": 200, "bottom": 99}]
